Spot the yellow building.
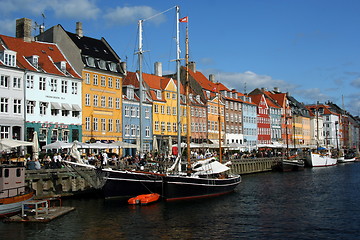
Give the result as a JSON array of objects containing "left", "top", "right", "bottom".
[
  {"left": 143, "top": 73, "right": 186, "bottom": 153},
  {"left": 82, "top": 69, "right": 123, "bottom": 142}
]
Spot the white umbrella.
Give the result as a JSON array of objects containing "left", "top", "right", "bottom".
[
  {"left": 0, "top": 138, "right": 34, "bottom": 150},
  {"left": 87, "top": 142, "right": 118, "bottom": 149},
  {"left": 42, "top": 141, "right": 72, "bottom": 150},
  {"left": 32, "top": 132, "right": 39, "bottom": 160},
  {"left": 152, "top": 135, "right": 158, "bottom": 152},
  {"left": 109, "top": 141, "right": 137, "bottom": 148}
]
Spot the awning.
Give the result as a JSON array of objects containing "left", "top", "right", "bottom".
[
  {"left": 72, "top": 104, "right": 82, "bottom": 111},
  {"left": 51, "top": 102, "right": 61, "bottom": 110},
  {"left": 62, "top": 103, "right": 72, "bottom": 111}
]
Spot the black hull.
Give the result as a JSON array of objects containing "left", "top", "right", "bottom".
[
  {"left": 162, "top": 175, "right": 241, "bottom": 201},
  {"left": 99, "top": 169, "right": 164, "bottom": 198},
  {"left": 281, "top": 160, "right": 305, "bottom": 172},
  {"left": 98, "top": 169, "right": 241, "bottom": 201}
]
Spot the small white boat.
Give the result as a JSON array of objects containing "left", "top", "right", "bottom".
[
  {"left": 337, "top": 157, "right": 356, "bottom": 163},
  {"left": 306, "top": 152, "right": 337, "bottom": 167}
]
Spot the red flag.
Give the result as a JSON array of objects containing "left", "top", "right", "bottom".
[{"left": 179, "top": 16, "right": 188, "bottom": 23}]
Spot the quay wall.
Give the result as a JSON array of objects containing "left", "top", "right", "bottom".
[{"left": 25, "top": 157, "right": 283, "bottom": 198}]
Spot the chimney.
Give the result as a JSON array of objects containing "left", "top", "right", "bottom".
[
  {"left": 209, "top": 74, "right": 215, "bottom": 83},
  {"left": 154, "top": 62, "right": 162, "bottom": 76},
  {"left": 76, "top": 22, "right": 83, "bottom": 37},
  {"left": 274, "top": 87, "right": 280, "bottom": 92},
  {"left": 16, "top": 18, "right": 32, "bottom": 42},
  {"left": 188, "top": 61, "right": 196, "bottom": 72}
]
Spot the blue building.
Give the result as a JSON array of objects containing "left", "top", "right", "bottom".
[
  {"left": 122, "top": 72, "right": 153, "bottom": 156},
  {"left": 240, "top": 95, "right": 258, "bottom": 151}
]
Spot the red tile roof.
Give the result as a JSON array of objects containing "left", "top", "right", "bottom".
[{"left": 0, "top": 35, "right": 81, "bottom": 79}]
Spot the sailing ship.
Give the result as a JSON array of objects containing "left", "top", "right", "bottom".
[
  {"left": 92, "top": 6, "right": 241, "bottom": 201},
  {"left": 0, "top": 163, "right": 34, "bottom": 217}
]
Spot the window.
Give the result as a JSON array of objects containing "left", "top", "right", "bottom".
[
  {"left": 108, "top": 119, "right": 113, "bottom": 132},
  {"left": 13, "top": 77, "right": 21, "bottom": 89},
  {"left": 145, "top": 126, "right": 150, "bottom": 137},
  {"left": 108, "top": 77, "right": 113, "bottom": 88},
  {"left": 172, "top": 93, "right": 176, "bottom": 99},
  {"left": 172, "top": 107, "right": 176, "bottom": 115},
  {"left": 127, "top": 88, "right": 134, "bottom": 100},
  {"left": 173, "top": 123, "right": 177, "bottom": 132},
  {"left": 145, "top": 108, "right": 150, "bottom": 118},
  {"left": 161, "top": 105, "right": 165, "bottom": 114},
  {"left": 40, "top": 102, "right": 47, "bottom": 115},
  {"left": 39, "top": 77, "right": 46, "bottom": 90},
  {"left": 72, "top": 82, "right": 78, "bottom": 94},
  {"left": 131, "top": 124, "right": 136, "bottom": 136},
  {"left": 155, "top": 121, "right": 159, "bottom": 131},
  {"left": 93, "top": 95, "right": 98, "bottom": 107},
  {"left": 62, "top": 109, "right": 69, "bottom": 117},
  {"left": 61, "top": 80, "right": 68, "bottom": 93},
  {"left": 115, "top": 98, "right": 120, "bottom": 109},
  {"left": 108, "top": 97, "right": 113, "bottom": 108},
  {"left": 101, "top": 76, "right": 106, "bottom": 87},
  {"left": 3, "top": 50, "right": 16, "bottom": 67},
  {"left": 125, "top": 106, "right": 130, "bottom": 116},
  {"left": 0, "top": 126, "right": 9, "bottom": 139},
  {"left": 154, "top": 105, "right": 159, "bottom": 113},
  {"left": 125, "top": 125, "right": 130, "bottom": 136},
  {"left": 93, "top": 117, "right": 98, "bottom": 131},
  {"left": 0, "top": 75, "right": 9, "bottom": 88},
  {"left": 115, "top": 78, "right": 120, "bottom": 89},
  {"left": 85, "top": 117, "right": 90, "bottom": 130},
  {"left": 167, "top": 122, "right": 171, "bottom": 132},
  {"left": 13, "top": 99, "right": 21, "bottom": 114},
  {"left": 157, "top": 90, "right": 162, "bottom": 99},
  {"left": 0, "top": 98, "right": 9, "bottom": 113},
  {"left": 85, "top": 73, "right": 90, "bottom": 84},
  {"left": 93, "top": 74, "right": 98, "bottom": 85},
  {"left": 50, "top": 79, "right": 57, "bottom": 92},
  {"left": 131, "top": 107, "right": 136, "bottom": 117},
  {"left": 116, "top": 119, "right": 120, "bottom": 132},
  {"left": 166, "top": 92, "right": 170, "bottom": 99},
  {"left": 167, "top": 106, "right": 171, "bottom": 115},
  {"left": 101, "top": 118, "right": 106, "bottom": 132},
  {"left": 26, "top": 100, "right": 35, "bottom": 114},
  {"left": 101, "top": 96, "right": 106, "bottom": 107},
  {"left": 85, "top": 94, "right": 90, "bottom": 106},
  {"left": 26, "top": 75, "right": 34, "bottom": 89},
  {"left": 161, "top": 122, "right": 165, "bottom": 132}
]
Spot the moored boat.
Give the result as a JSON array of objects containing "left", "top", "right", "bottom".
[
  {"left": 274, "top": 158, "right": 305, "bottom": 172},
  {"left": 306, "top": 152, "right": 337, "bottom": 167},
  {"left": 128, "top": 193, "right": 160, "bottom": 205},
  {"left": 0, "top": 163, "right": 34, "bottom": 217}
]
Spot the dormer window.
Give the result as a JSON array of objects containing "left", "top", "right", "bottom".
[
  {"left": 108, "top": 62, "right": 117, "bottom": 72},
  {"left": 156, "top": 90, "right": 162, "bottom": 99},
  {"left": 206, "top": 91, "right": 210, "bottom": 99},
  {"left": 98, "top": 59, "right": 106, "bottom": 70},
  {"left": 55, "top": 61, "right": 67, "bottom": 73},
  {"left": 86, "top": 57, "right": 95, "bottom": 67},
  {"left": 127, "top": 87, "right": 134, "bottom": 100},
  {"left": 1, "top": 50, "right": 16, "bottom": 67},
  {"left": 196, "top": 95, "right": 200, "bottom": 102},
  {"left": 26, "top": 55, "right": 39, "bottom": 69}
]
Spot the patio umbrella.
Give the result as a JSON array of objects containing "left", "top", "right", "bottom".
[
  {"left": 0, "top": 138, "right": 34, "bottom": 150},
  {"left": 109, "top": 141, "right": 137, "bottom": 148},
  {"left": 42, "top": 141, "right": 72, "bottom": 150},
  {"left": 32, "top": 132, "right": 39, "bottom": 160}
]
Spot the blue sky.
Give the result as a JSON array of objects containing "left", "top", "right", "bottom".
[{"left": 1, "top": 0, "right": 360, "bottom": 115}]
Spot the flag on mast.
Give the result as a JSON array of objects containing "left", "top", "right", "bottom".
[{"left": 179, "top": 16, "right": 188, "bottom": 23}]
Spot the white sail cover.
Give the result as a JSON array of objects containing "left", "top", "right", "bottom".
[{"left": 192, "top": 157, "right": 230, "bottom": 175}]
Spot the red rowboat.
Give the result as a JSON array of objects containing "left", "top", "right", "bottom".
[{"left": 128, "top": 193, "right": 160, "bottom": 205}]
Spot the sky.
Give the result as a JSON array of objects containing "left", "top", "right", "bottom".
[{"left": 1, "top": 0, "right": 360, "bottom": 116}]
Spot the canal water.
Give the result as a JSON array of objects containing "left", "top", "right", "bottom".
[{"left": 1, "top": 163, "right": 360, "bottom": 239}]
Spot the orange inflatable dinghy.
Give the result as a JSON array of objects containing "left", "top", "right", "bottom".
[{"left": 128, "top": 193, "right": 160, "bottom": 205}]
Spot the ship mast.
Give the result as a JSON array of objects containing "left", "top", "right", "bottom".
[
  {"left": 137, "top": 19, "right": 144, "bottom": 156},
  {"left": 185, "top": 26, "right": 191, "bottom": 172},
  {"left": 175, "top": 6, "right": 182, "bottom": 161}
]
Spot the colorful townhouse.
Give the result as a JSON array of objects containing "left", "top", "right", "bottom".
[
  {"left": 0, "top": 39, "right": 25, "bottom": 141},
  {"left": 142, "top": 70, "right": 186, "bottom": 154},
  {"left": 238, "top": 93, "right": 258, "bottom": 150},
  {"left": 0, "top": 18, "right": 83, "bottom": 148},
  {"left": 122, "top": 72, "right": 153, "bottom": 155},
  {"left": 188, "top": 90, "right": 207, "bottom": 143},
  {"left": 248, "top": 92, "right": 271, "bottom": 144},
  {"left": 305, "top": 105, "right": 325, "bottom": 147},
  {"left": 38, "top": 22, "right": 126, "bottom": 144}
]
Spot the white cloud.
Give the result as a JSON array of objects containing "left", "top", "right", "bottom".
[
  {"left": 0, "top": 0, "right": 100, "bottom": 20},
  {"left": 200, "top": 69, "right": 297, "bottom": 93},
  {"left": 104, "top": 6, "right": 166, "bottom": 26}
]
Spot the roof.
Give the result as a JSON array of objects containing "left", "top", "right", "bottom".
[
  {"left": 0, "top": 34, "right": 81, "bottom": 79},
  {"left": 65, "top": 31, "right": 119, "bottom": 62}
]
